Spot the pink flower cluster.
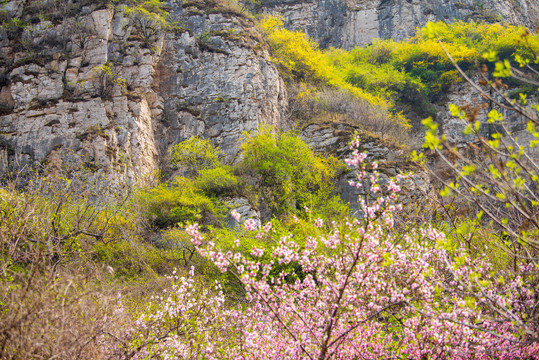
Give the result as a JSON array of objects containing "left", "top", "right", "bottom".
[
  {"left": 118, "top": 270, "right": 233, "bottom": 359},
  {"left": 231, "top": 209, "right": 241, "bottom": 222}
]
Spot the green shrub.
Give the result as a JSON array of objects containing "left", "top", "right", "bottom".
[
  {"left": 136, "top": 177, "right": 222, "bottom": 229},
  {"left": 240, "top": 127, "right": 344, "bottom": 216},
  {"left": 195, "top": 165, "right": 240, "bottom": 197},
  {"left": 170, "top": 137, "right": 224, "bottom": 176},
  {"left": 93, "top": 237, "right": 178, "bottom": 277},
  {"left": 322, "top": 21, "right": 539, "bottom": 108},
  {"left": 121, "top": 0, "right": 175, "bottom": 46},
  {"left": 260, "top": 16, "right": 412, "bottom": 136}
]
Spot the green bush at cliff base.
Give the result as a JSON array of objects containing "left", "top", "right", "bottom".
[
  {"left": 129, "top": 129, "right": 349, "bottom": 289},
  {"left": 136, "top": 177, "right": 224, "bottom": 229},
  {"left": 142, "top": 129, "right": 347, "bottom": 231},
  {"left": 194, "top": 165, "right": 240, "bottom": 197},
  {"left": 170, "top": 136, "right": 224, "bottom": 176},
  {"left": 240, "top": 127, "right": 346, "bottom": 217}
]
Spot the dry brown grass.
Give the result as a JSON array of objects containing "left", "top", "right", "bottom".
[
  {"left": 288, "top": 85, "right": 413, "bottom": 146},
  {"left": 0, "top": 267, "right": 126, "bottom": 360},
  {"left": 0, "top": 172, "right": 137, "bottom": 359}
]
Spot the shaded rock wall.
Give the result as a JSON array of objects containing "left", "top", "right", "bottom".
[
  {"left": 434, "top": 79, "right": 534, "bottom": 148},
  {"left": 158, "top": 0, "right": 288, "bottom": 165}
]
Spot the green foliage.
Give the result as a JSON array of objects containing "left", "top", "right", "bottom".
[
  {"left": 93, "top": 235, "right": 182, "bottom": 277},
  {"left": 0, "top": 175, "right": 133, "bottom": 273},
  {"left": 194, "top": 165, "right": 240, "bottom": 197},
  {"left": 417, "top": 24, "right": 539, "bottom": 256},
  {"left": 418, "top": 21, "right": 539, "bottom": 62},
  {"left": 240, "top": 127, "right": 344, "bottom": 216},
  {"left": 170, "top": 136, "right": 224, "bottom": 176},
  {"left": 265, "top": 18, "right": 539, "bottom": 131},
  {"left": 136, "top": 177, "right": 223, "bottom": 229},
  {"left": 121, "top": 0, "right": 175, "bottom": 46},
  {"left": 93, "top": 62, "right": 127, "bottom": 97},
  {"left": 0, "top": 18, "right": 26, "bottom": 39},
  {"left": 261, "top": 19, "right": 536, "bottom": 134},
  {"left": 308, "top": 192, "right": 349, "bottom": 220}
]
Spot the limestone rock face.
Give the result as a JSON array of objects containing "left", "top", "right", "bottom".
[
  {"left": 0, "top": 0, "right": 288, "bottom": 182},
  {"left": 435, "top": 79, "right": 532, "bottom": 148},
  {"left": 263, "top": 0, "right": 539, "bottom": 49},
  {"left": 224, "top": 197, "right": 261, "bottom": 229}
]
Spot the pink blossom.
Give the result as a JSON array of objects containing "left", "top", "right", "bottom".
[
  {"left": 244, "top": 218, "right": 257, "bottom": 231},
  {"left": 231, "top": 209, "right": 241, "bottom": 222},
  {"left": 127, "top": 134, "right": 539, "bottom": 360},
  {"left": 251, "top": 247, "right": 264, "bottom": 258}
]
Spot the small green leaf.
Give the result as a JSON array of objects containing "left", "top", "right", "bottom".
[
  {"left": 462, "top": 165, "right": 476, "bottom": 176},
  {"left": 493, "top": 60, "right": 512, "bottom": 77},
  {"left": 476, "top": 210, "right": 484, "bottom": 221},
  {"left": 412, "top": 150, "right": 426, "bottom": 164},
  {"left": 422, "top": 117, "right": 438, "bottom": 132},
  {"left": 482, "top": 50, "right": 498, "bottom": 62},
  {"left": 488, "top": 139, "right": 500, "bottom": 148},
  {"left": 489, "top": 164, "right": 501, "bottom": 179},
  {"left": 449, "top": 104, "right": 465, "bottom": 119},
  {"left": 474, "top": 120, "right": 481, "bottom": 131},
  {"left": 479, "top": 280, "right": 491, "bottom": 288},
  {"left": 487, "top": 109, "right": 503, "bottom": 123},
  {"left": 440, "top": 186, "right": 451, "bottom": 197},
  {"left": 519, "top": 93, "right": 528, "bottom": 105},
  {"left": 514, "top": 54, "right": 529, "bottom": 67}
]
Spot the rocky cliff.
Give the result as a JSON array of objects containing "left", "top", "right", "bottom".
[
  {"left": 0, "top": 0, "right": 287, "bottom": 183},
  {"left": 262, "top": 0, "right": 539, "bottom": 49},
  {"left": 1, "top": 0, "right": 536, "bottom": 191}
]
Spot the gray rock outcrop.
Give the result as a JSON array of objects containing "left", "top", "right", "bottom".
[
  {"left": 435, "top": 79, "right": 534, "bottom": 148},
  {"left": 224, "top": 196, "right": 262, "bottom": 228}
]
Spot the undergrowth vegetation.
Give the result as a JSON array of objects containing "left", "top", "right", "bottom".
[
  {"left": 239, "top": 128, "right": 345, "bottom": 217},
  {"left": 0, "top": 129, "right": 349, "bottom": 358}
]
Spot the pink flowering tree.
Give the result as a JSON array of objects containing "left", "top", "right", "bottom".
[
  {"left": 109, "top": 268, "right": 235, "bottom": 360},
  {"left": 125, "top": 134, "right": 538, "bottom": 359}
]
